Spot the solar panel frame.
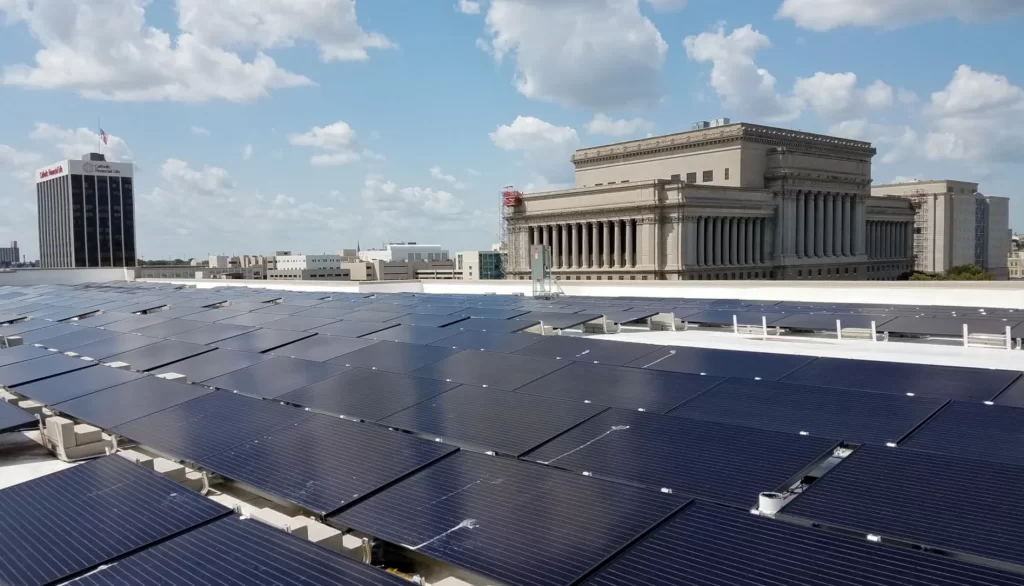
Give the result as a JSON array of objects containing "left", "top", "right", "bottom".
[
  {"left": 54, "top": 376, "right": 213, "bottom": 429},
  {"left": 293, "top": 307, "right": 357, "bottom": 320},
  {"left": 627, "top": 346, "right": 815, "bottom": 381},
  {"left": 394, "top": 313, "right": 468, "bottom": 327},
  {"left": 455, "top": 307, "right": 531, "bottom": 319},
  {"left": 340, "top": 310, "right": 409, "bottom": 323},
  {"left": 327, "top": 340, "right": 462, "bottom": 374},
  {"left": 269, "top": 335, "right": 379, "bottom": 362},
  {"left": 260, "top": 315, "right": 342, "bottom": 332},
  {"left": 200, "top": 415, "right": 457, "bottom": 514},
  {"left": 0, "top": 345, "right": 54, "bottom": 366},
  {"left": 427, "top": 330, "right": 543, "bottom": 353},
  {"left": 0, "top": 354, "right": 94, "bottom": 387},
  {"left": 136, "top": 306, "right": 212, "bottom": 319},
  {"left": 279, "top": 368, "right": 460, "bottom": 421},
  {"left": 514, "top": 311, "right": 604, "bottom": 329},
  {"left": 0, "top": 455, "right": 229, "bottom": 586},
  {"left": 70, "top": 334, "right": 164, "bottom": 361},
  {"left": 71, "top": 311, "right": 135, "bottom": 327},
  {"left": 201, "top": 356, "right": 349, "bottom": 398},
  {"left": 360, "top": 324, "right": 461, "bottom": 345},
  {"left": 15, "top": 366, "right": 146, "bottom": 405},
  {"left": 516, "top": 362, "right": 725, "bottom": 413},
  {"left": 898, "top": 401, "right": 1024, "bottom": 467},
  {"left": 183, "top": 308, "right": 249, "bottom": 322},
  {"left": 310, "top": 320, "right": 399, "bottom": 338},
  {"left": 106, "top": 339, "right": 216, "bottom": 372},
  {"left": 213, "top": 328, "right": 316, "bottom": 353},
  {"left": 0, "top": 320, "right": 56, "bottom": 336},
  {"left": 165, "top": 322, "right": 257, "bottom": 345},
  {"left": 0, "top": 400, "right": 35, "bottom": 433},
  {"left": 381, "top": 384, "right": 605, "bottom": 456},
  {"left": 126, "top": 318, "right": 209, "bottom": 339},
  {"left": 781, "top": 445, "right": 1024, "bottom": 567},
  {"left": 100, "top": 314, "right": 172, "bottom": 333},
  {"left": 14, "top": 323, "right": 84, "bottom": 344},
  {"left": 446, "top": 317, "right": 537, "bottom": 333},
  {"left": 251, "top": 304, "right": 312, "bottom": 316},
  {"left": 514, "top": 336, "right": 665, "bottom": 366},
  {"left": 525, "top": 410, "right": 840, "bottom": 507},
  {"left": 215, "top": 312, "right": 289, "bottom": 327},
  {"left": 407, "top": 349, "right": 569, "bottom": 391},
  {"left": 331, "top": 451, "right": 686, "bottom": 586},
  {"left": 881, "top": 315, "right": 1020, "bottom": 336},
  {"left": 33, "top": 326, "right": 121, "bottom": 351}
]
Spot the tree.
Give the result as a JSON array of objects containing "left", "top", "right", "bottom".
[{"left": 909, "top": 264, "right": 993, "bottom": 281}]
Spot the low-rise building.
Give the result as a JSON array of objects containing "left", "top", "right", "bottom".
[
  {"left": 267, "top": 267, "right": 350, "bottom": 281},
  {"left": 0, "top": 241, "right": 19, "bottom": 267},
  {"left": 456, "top": 250, "right": 503, "bottom": 280},
  {"left": 274, "top": 254, "right": 342, "bottom": 271},
  {"left": 359, "top": 243, "right": 449, "bottom": 263}
]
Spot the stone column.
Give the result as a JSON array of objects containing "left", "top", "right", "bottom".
[
  {"left": 559, "top": 224, "right": 568, "bottom": 268},
  {"left": 613, "top": 220, "right": 622, "bottom": 268},
  {"left": 550, "top": 225, "right": 560, "bottom": 269},
  {"left": 696, "top": 218, "right": 705, "bottom": 267},
  {"left": 753, "top": 218, "right": 762, "bottom": 265},
  {"left": 804, "top": 195, "right": 814, "bottom": 258},
  {"left": 541, "top": 225, "right": 549, "bottom": 249},
  {"left": 706, "top": 218, "right": 715, "bottom": 266},
  {"left": 824, "top": 196, "right": 833, "bottom": 256},
  {"left": 683, "top": 217, "right": 697, "bottom": 267},
  {"left": 581, "top": 222, "right": 591, "bottom": 269},
  {"left": 868, "top": 222, "right": 874, "bottom": 259},
  {"left": 625, "top": 219, "right": 634, "bottom": 269},
  {"left": 736, "top": 218, "right": 745, "bottom": 266},
  {"left": 783, "top": 194, "right": 797, "bottom": 257},
  {"left": 712, "top": 218, "right": 721, "bottom": 266},
  {"left": 814, "top": 193, "right": 824, "bottom": 258},
  {"left": 726, "top": 218, "right": 735, "bottom": 266},
  {"left": 833, "top": 196, "right": 842, "bottom": 257},
  {"left": 569, "top": 223, "right": 578, "bottom": 268},
  {"left": 842, "top": 196, "right": 851, "bottom": 256},
  {"left": 795, "top": 193, "right": 805, "bottom": 258},
  {"left": 602, "top": 221, "right": 611, "bottom": 268}
]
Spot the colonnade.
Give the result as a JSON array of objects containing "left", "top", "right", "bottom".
[
  {"left": 693, "top": 217, "right": 772, "bottom": 267},
  {"left": 867, "top": 220, "right": 914, "bottom": 260},
  {"left": 792, "top": 193, "right": 862, "bottom": 259},
  {"left": 528, "top": 219, "right": 638, "bottom": 270}
]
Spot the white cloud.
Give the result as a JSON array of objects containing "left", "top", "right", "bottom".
[
  {"left": 0, "top": 145, "right": 41, "bottom": 168},
  {"left": 191, "top": 126, "right": 211, "bottom": 136},
  {"left": 792, "top": 73, "right": 893, "bottom": 119},
  {"left": 466, "top": 168, "right": 481, "bottom": 176},
  {"left": 897, "top": 88, "right": 919, "bottom": 105},
  {"left": 160, "top": 158, "right": 235, "bottom": 196},
  {"left": 242, "top": 144, "right": 253, "bottom": 160},
  {"left": 176, "top": 0, "right": 395, "bottom": 62},
  {"left": 481, "top": 0, "right": 668, "bottom": 109},
  {"left": 684, "top": 25, "right": 800, "bottom": 122},
  {"left": 863, "top": 80, "right": 894, "bottom": 109},
  {"left": 430, "top": 165, "right": 469, "bottom": 190},
  {"left": 585, "top": 113, "right": 655, "bottom": 137},
  {"left": 490, "top": 116, "right": 580, "bottom": 183},
  {"left": 289, "top": 120, "right": 370, "bottom": 166},
  {"left": 361, "top": 174, "right": 486, "bottom": 231},
  {"left": 827, "top": 119, "right": 922, "bottom": 164},
  {"left": 455, "top": 0, "right": 481, "bottom": 14},
  {"left": 0, "top": 0, "right": 312, "bottom": 102},
  {"left": 30, "top": 123, "right": 132, "bottom": 161},
  {"left": 777, "top": 0, "right": 1024, "bottom": 31},
  {"left": 644, "top": 0, "right": 686, "bottom": 11}
]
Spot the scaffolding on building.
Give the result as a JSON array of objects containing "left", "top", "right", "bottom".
[{"left": 498, "top": 186, "right": 522, "bottom": 278}]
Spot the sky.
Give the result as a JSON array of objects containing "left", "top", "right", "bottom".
[{"left": 0, "top": 0, "right": 1022, "bottom": 261}]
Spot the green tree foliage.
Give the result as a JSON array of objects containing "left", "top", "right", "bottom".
[{"left": 909, "top": 264, "right": 993, "bottom": 281}]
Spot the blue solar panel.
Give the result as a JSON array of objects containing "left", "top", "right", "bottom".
[
  {"left": 107, "top": 340, "right": 215, "bottom": 372},
  {"left": 772, "top": 313, "right": 893, "bottom": 330},
  {"left": 16, "top": 323, "right": 83, "bottom": 343},
  {"left": 525, "top": 410, "right": 838, "bottom": 506},
  {"left": 269, "top": 335, "right": 378, "bottom": 362},
  {"left": 0, "top": 345, "right": 53, "bottom": 366},
  {"left": 0, "top": 456, "right": 228, "bottom": 586},
  {"left": 515, "top": 336, "right": 665, "bottom": 366},
  {"left": 881, "top": 316, "right": 1019, "bottom": 336},
  {"left": 16, "top": 366, "right": 145, "bottom": 405},
  {"left": 71, "top": 334, "right": 163, "bottom": 360},
  {"left": 201, "top": 414, "right": 456, "bottom": 514},
  {"left": 127, "top": 318, "right": 208, "bottom": 339},
  {"left": 430, "top": 330, "right": 543, "bottom": 353},
  {"left": 331, "top": 451, "right": 685, "bottom": 586},
  {"left": 455, "top": 307, "right": 530, "bottom": 319},
  {"left": 515, "top": 311, "right": 603, "bottom": 329},
  {"left": 0, "top": 320, "right": 54, "bottom": 337},
  {"left": 31, "top": 325, "right": 119, "bottom": 350},
  {"left": 55, "top": 376, "right": 212, "bottom": 429},
  {"left": 151, "top": 349, "right": 272, "bottom": 382},
  {"left": 216, "top": 312, "right": 290, "bottom": 327},
  {"left": 252, "top": 304, "right": 310, "bottom": 315},
  {"left": 100, "top": 314, "right": 172, "bottom": 333},
  {"left": 393, "top": 313, "right": 467, "bottom": 327},
  {"left": 360, "top": 324, "right": 459, "bottom": 345},
  {"left": 327, "top": 340, "right": 461, "bottom": 374},
  {"left": 781, "top": 357, "right": 1019, "bottom": 401},
  {"left": 165, "top": 322, "right": 256, "bottom": 344},
  {"left": 214, "top": 328, "right": 316, "bottom": 353},
  {"left": 405, "top": 305, "right": 467, "bottom": 315},
  {"left": 113, "top": 390, "right": 314, "bottom": 462},
  {"left": 0, "top": 354, "right": 93, "bottom": 387},
  {"left": 293, "top": 307, "right": 357, "bottom": 320},
  {"left": 381, "top": 384, "right": 604, "bottom": 455},
  {"left": 71, "top": 516, "right": 409, "bottom": 586},
  {"left": 311, "top": 320, "right": 398, "bottom": 338},
  {"left": 627, "top": 346, "right": 814, "bottom": 381},
  {"left": 680, "top": 309, "right": 784, "bottom": 326},
  {"left": 670, "top": 378, "right": 947, "bottom": 445},
  {"left": 183, "top": 308, "right": 248, "bottom": 322},
  {"left": 340, "top": 310, "right": 408, "bottom": 323},
  {"left": 446, "top": 317, "right": 537, "bottom": 333},
  {"left": 782, "top": 445, "right": 1024, "bottom": 567},
  {"left": 994, "top": 374, "right": 1024, "bottom": 407},
  {"left": 899, "top": 402, "right": 1024, "bottom": 467},
  {"left": 584, "top": 501, "right": 1024, "bottom": 586},
  {"left": 516, "top": 362, "right": 724, "bottom": 413},
  {"left": 0, "top": 400, "right": 35, "bottom": 433},
  {"left": 142, "top": 306, "right": 212, "bottom": 319},
  {"left": 408, "top": 349, "right": 569, "bottom": 390},
  {"left": 201, "top": 357, "right": 349, "bottom": 398},
  {"left": 279, "top": 368, "right": 459, "bottom": 421},
  {"left": 261, "top": 315, "right": 341, "bottom": 331}
]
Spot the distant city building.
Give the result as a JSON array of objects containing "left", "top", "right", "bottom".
[
  {"left": 1009, "top": 234, "right": 1023, "bottom": 279},
  {"left": 358, "top": 243, "right": 449, "bottom": 263},
  {"left": 35, "top": 153, "right": 136, "bottom": 268},
  {"left": 267, "top": 267, "right": 350, "bottom": 281},
  {"left": 506, "top": 121, "right": 915, "bottom": 281},
  {"left": 274, "top": 254, "right": 342, "bottom": 271},
  {"left": 456, "top": 250, "right": 503, "bottom": 280},
  {"left": 338, "top": 248, "right": 361, "bottom": 262},
  {"left": 871, "top": 180, "right": 1010, "bottom": 279},
  {"left": 209, "top": 255, "right": 230, "bottom": 268},
  {"left": 372, "top": 259, "right": 456, "bottom": 280},
  {"left": 0, "top": 241, "right": 19, "bottom": 266},
  {"left": 135, "top": 265, "right": 265, "bottom": 280}
]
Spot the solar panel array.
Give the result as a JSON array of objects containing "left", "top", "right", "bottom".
[{"left": 1, "top": 282, "right": 1023, "bottom": 584}]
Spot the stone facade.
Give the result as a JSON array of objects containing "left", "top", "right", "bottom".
[{"left": 507, "top": 123, "right": 915, "bottom": 281}]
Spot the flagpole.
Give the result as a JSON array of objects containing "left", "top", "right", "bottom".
[{"left": 97, "top": 117, "right": 102, "bottom": 154}]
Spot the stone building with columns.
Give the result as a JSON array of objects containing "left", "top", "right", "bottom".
[{"left": 506, "top": 122, "right": 915, "bottom": 281}]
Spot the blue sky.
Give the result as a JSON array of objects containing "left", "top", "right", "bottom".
[{"left": 1, "top": 0, "right": 1022, "bottom": 261}]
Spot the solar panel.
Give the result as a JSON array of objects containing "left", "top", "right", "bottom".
[
  {"left": 670, "top": 378, "right": 947, "bottom": 446},
  {"left": 216, "top": 312, "right": 289, "bottom": 327},
  {"left": 408, "top": 350, "right": 568, "bottom": 391},
  {"left": 269, "top": 335, "right": 378, "bottom": 362},
  {"left": 455, "top": 307, "right": 530, "bottom": 319},
  {"left": 15, "top": 366, "right": 145, "bottom": 405},
  {"left": 279, "top": 368, "right": 459, "bottom": 421},
  {"left": 515, "top": 311, "right": 604, "bottom": 329},
  {"left": 381, "top": 385, "right": 604, "bottom": 455},
  {"left": 0, "top": 345, "right": 53, "bottom": 366},
  {"left": 627, "top": 346, "right": 815, "bottom": 381},
  {"left": 201, "top": 414, "right": 456, "bottom": 514},
  {"left": 328, "top": 340, "right": 461, "bottom": 374},
  {"left": 166, "top": 322, "right": 256, "bottom": 344},
  {"left": 898, "top": 402, "right": 1024, "bottom": 467},
  {"left": 100, "top": 314, "right": 173, "bottom": 333},
  {"left": 71, "top": 312, "right": 135, "bottom": 327},
  {"left": 525, "top": 410, "right": 838, "bottom": 506},
  {"left": 356, "top": 324, "right": 457, "bottom": 345},
  {"left": 214, "top": 328, "right": 316, "bottom": 353},
  {"left": 314, "top": 300, "right": 373, "bottom": 312},
  {"left": 782, "top": 445, "right": 1024, "bottom": 567},
  {"left": 311, "top": 320, "right": 399, "bottom": 338},
  {"left": 0, "top": 354, "right": 94, "bottom": 387},
  {"left": 106, "top": 340, "right": 215, "bottom": 372},
  {"left": 32, "top": 325, "right": 119, "bottom": 350},
  {"left": 0, "top": 400, "right": 35, "bottom": 433},
  {"left": 127, "top": 318, "right": 208, "bottom": 339},
  {"left": 71, "top": 334, "right": 163, "bottom": 360},
  {"left": 115, "top": 302, "right": 170, "bottom": 314},
  {"left": 405, "top": 305, "right": 467, "bottom": 315},
  {"left": 517, "top": 362, "right": 724, "bottom": 413},
  {"left": 251, "top": 304, "right": 310, "bottom": 315},
  {"left": 515, "top": 336, "right": 665, "bottom": 366},
  {"left": 331, "top": 451, "right": 685, "bottom": 586},
  {"left": 0, "top": 320, "right": 54, "bottom": 336},
  {"left": 261, "top": 315, "right": 341, "bottom": 332},
  {"left": 781, "top": 357, "right": 1019, "bottom": 401},
  {"left": 183, "top": 307, "right": 248, "bottom": 322},
  {"left": 430, "top": 330, "right": 543, "bottom": 353},
  {"left": 54, "top": 376, "right": 212, "bottom": 429},
  {"left": 772, "top": 313, "right": 893, "bottom": 331},
  {"left": 293, "top": 307, "right": 357, "bottom": 320},
  {"left": 224, "top": 301, "right": 277, "bottom": 312},
  {"left": 16, "top": 323, "right": 83, "bottom": 343},
  {"left": 340, "top": 310, "right": 408, "bottom": 323},
  {"left": 680, "top": 309, "right": 784, "bottom": 327},
  {"left": 447, "top": 317, "right": 537, "bottom": 333},
  {"left": 151, "top": 349, "right": 272, "bottom": 382},
  {"left": 995, "top": 374, "right": 1024, "bottom": 407},
  {"left": 113, "top": 390, "right": 314, "bottom": 463},
  {"left": 71, "top": 516, "right": 409, "bottom": 586},
  {"left": 202, "top": 357, "right": 349, "bottom": 398},
  {"left": 394, "top": 313, "right": 467, "bottom": 327},
  {"left": 583, "top": 501, "right": 1024, "bottom": 586},
  {"left": 144, "top": 306, "right": 213, "bottom": 319},
  {"left": 881, "top": 316, "right": 1019, "bottom": 336},
  {"left": 0, "top": 456, "right": 228, "bottom": 586}
]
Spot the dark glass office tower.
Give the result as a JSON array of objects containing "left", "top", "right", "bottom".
[{"left": 36, "top": 154, "right": 136, "bottom": 268}]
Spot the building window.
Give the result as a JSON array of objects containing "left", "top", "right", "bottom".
[
  {"left": 702, "top": 170, "right": 713, "bottom": 182},
  {"left": 619, "top": 276, "right": 624, "bottom": 280},
  {"left": 630, "top": 276, "right": 636, "bottom": 280},
  {"left": 642, "top": 276, "right": 648, "bottom": 280},
  {"left": 686, "top": 172, "right": 697, "bottom": 184},
  {"left": 586, "top": 276, "right": 591, "bottom": 280},
  {"left": 671, "top": 174, "right": 681, "bottom": 181},
  {"left": 724, "top": 168, "right": 730, "bottom": 180},
  {"left": 798, "top": 270, "right": 802, "bottom": 277}
]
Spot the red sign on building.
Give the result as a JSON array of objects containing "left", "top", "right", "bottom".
[{"left": 38, "top": 165, "right": 64, "bottom": 179}]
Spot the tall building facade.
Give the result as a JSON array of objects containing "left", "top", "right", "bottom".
[
  {"left": 35, "top": 154, "right": 136, "bottom": 268},
  {"left": 0, "top": 241, "right": 19, "bottom": 266},
  {"left": 871, "top": 180, "right": 1010, "bottom": 279},
  {"left": 506, "top": 122, "right": 915, "bottom": 281}
]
